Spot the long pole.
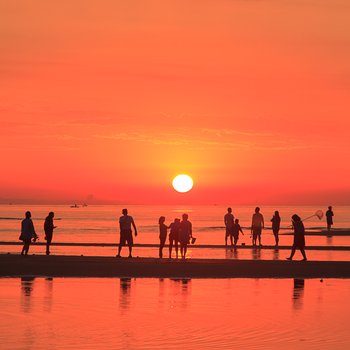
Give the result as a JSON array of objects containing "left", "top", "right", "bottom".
[{"left": 302, "top": 214, "right": 316, "bottom": 222}]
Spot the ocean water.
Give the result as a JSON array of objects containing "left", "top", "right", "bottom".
[
  {"left": 1, "top": 204, "right": 350, "bottom": 260},
  {"left": 0, "top": 277, "right": 349, "bottom": 350}
]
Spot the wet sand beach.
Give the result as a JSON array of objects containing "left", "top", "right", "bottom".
[{"left": 1, "top": 254, "right": 349, "bottom": 278}]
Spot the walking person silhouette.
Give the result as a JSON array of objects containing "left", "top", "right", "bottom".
[
  {"left": 286, "top": 214, "right": 307, "bottom": 261},
  {"left": 19, "top": 211, "right": 38, "bottom": 256}
]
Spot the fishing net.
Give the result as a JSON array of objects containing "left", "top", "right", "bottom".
[
  {"left": 301, "top": 210, "right": 324, "bottom": 222},
  {"left": 315, "top": 210, "right": 324, "bottom": 220}
]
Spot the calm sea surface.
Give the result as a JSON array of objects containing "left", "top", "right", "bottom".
[
  {"left": 0, "top": 277, "right": 349, "bottom": 350},
  {"left": 1, "top": 205, "right": 350, "bottom": 260}
]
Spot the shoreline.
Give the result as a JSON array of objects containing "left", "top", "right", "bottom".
[
  {"left": 1, "top": 254, "right": 349, "bottom": 278},
  {"left": 1, "top": 241, "right": 349, "bottom": 250}
]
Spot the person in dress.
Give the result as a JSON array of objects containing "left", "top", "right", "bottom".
[
  {"left": 179, "top": 213, "right": 192, "bottom": 259},
  {"left": 169, "top": 218, "right": 180, "bottom": 259},
  {"left": 271, "top": 211, "right": 281, "bottom": 247},
  {"left": 286, "top": 214, "right": 307, "bottom": 261},
  {"left": 19, "top": 211, "right": 38, "bottom": 256}
]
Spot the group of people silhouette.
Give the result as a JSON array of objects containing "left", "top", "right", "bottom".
[
  {"left": 19, "top": 206, "right": 334, "bottom": 261},
  {"left": 115, "top": 209, "right": 194, "bottom": 259},
  {"left": 224, "top": 206, "right": 334, "bottom": 261},
  {"left": 224, "top": 207, "right": 281, "bottom": 247},
  {"left": 19, "top": 211, "right": 56, "bottom": 256},
  {"left": 158, "top": 214, "right": 194, "bottom": 259}
]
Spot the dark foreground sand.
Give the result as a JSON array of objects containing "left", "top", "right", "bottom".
[{"left": 0, "top": 254, "right": 349, "bottom": 278}]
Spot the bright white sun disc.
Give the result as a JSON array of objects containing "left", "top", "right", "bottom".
[{"left": 172, "top": 174, "right": 194, "bottom": 193}]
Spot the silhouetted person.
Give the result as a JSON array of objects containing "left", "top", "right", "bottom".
[
  {"left": 287, "top": 214, "right": 307, "bottom": 261},
  {"left": 232, "top": 218, "right": 244, "bottom": 246},
  {"left": 44, "top": 212, "right": 56, "bottom": 255},
  {"left": 251, "top": 207, "right": 264, "bottom": 246},
  {"left": 179, "top": 213, "right": 192, "bottom": 259},
  {"left": 19, "top": 211, "right": 38, "bottom": 256},
  {"left": 326, "top": 206, "right": 334, "bottom": 232},
  {"left": 158, "top": 216, "right": 168, "bottom": 258},
  {"left": 116, "top": 208, "right": 137, "bottom": 258},
  {"left": 271, "top": 210, "right": 281, "bottom": 246},
  {"left": 169, "top": 218, "right": 180, "bottom": 259},
  {"left": 224, "top": 207, "right": 234, "bottom": 246}
]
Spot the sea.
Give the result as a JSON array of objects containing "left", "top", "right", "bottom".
[
  {"left": 1, "top": 204, "right": 350, "bottom": 349},
  {"left": 1, "top": 204, "right": 350, "bottom": 260}
]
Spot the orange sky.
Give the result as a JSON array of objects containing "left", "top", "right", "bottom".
[{"left": 1, "top": 1, "right": 350, "bottom": 204}]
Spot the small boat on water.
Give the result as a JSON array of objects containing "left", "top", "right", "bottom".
[{"left": 70, "top": 204, "right": 80, "bottom": 208}]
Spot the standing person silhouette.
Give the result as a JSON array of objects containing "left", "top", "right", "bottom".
[
  {"left": 169, "top": 218, "right": 180, "bottom": 259},
  {"left": 251, "top": 207, "right": 264, "bottom": 246},
  {"left": 271, "top": 211, "right": 281, "bottom": 247},
  {"left": 179, "top": 213, "right": 192, "bottom": 259},
  {"left": 326, "top": 206, "right": 334, "bottom": 232},
  {"left": 158, "top": 216, "right": 168, "bottom": 258},
  {"left": 19, "top": 211, "right": 38, "bottom": 256},
  {"left": 287, "top": 214, "right": 307, "bottom": 261},
  {"left": 232, "top": 218, "right": 244, "bottom": 247},
  {"left": 116, "top": 208, "right": 137, "bottom": 258},
  {"left": 224, "top": 207, "right": 234, "bottom": 246},
  {"left": 44, "top": 212, "right": 56, "bottom": 255}
]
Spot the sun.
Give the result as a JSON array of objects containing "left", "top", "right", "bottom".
[{"left": 172, "top": 174, "right": 194, "bottom": 193}]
